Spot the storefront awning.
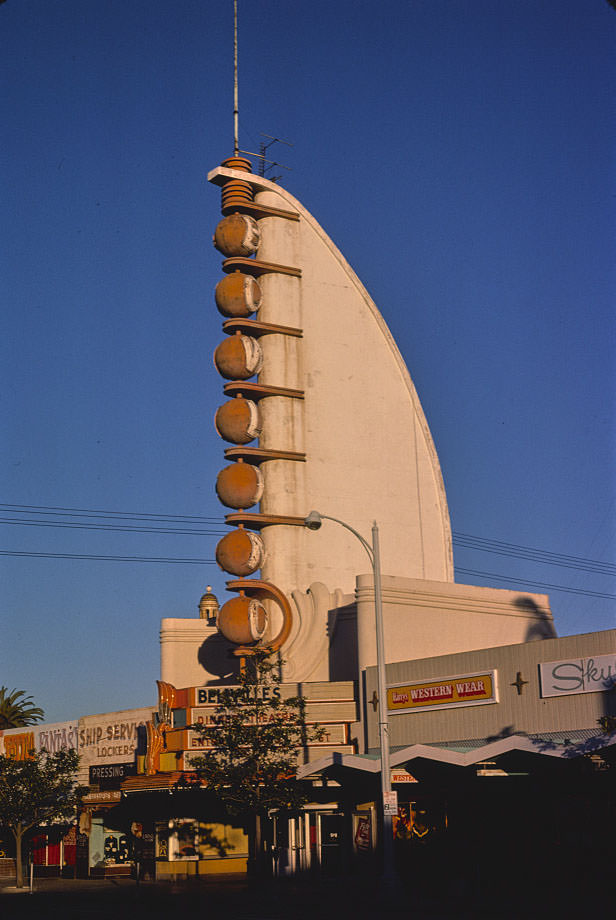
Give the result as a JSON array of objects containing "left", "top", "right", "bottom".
[
  {"left": 120, "top": 772, "right": 204, "bottom": 793},
  {"left": 297, "top": 730, "right": 616, "bottom": 778}
]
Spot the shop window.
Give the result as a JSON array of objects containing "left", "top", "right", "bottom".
[
  {"left": 353, "top": 813, "right": 372, "bottom": 853},
  {"left": 155, "top": 823, "right": 168, "bottom": 860},
  {"left": 89, "top": 818, "right": 132, "bottom": 868},
  {"left": 198, "top": 822, "right": 247, "bottom": 859},
  {"left": 157, "top": 820, "right": 248, "bottom": 863},
  {"left": 62, "top": 825, "right": 77, "bottom": 869},
  {"left": 47, "top": 826, "right": 62, "bottom": 867},
  {"left": 168, "top": 819, "right": 199, "bottom": 861},
  {"left": 32, "top": 833, "right": 47, "bottom": 866}
]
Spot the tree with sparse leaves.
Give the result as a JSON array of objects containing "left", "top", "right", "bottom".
[
  {"left": 0, "top": 748, "right": 86, "bottom": 887},
  {"left": 598, "top": 715, "right": 616, "bottom": 734},
  {"left": 0, "top": 687, "right": 44, "bottom": 729},
  {"left": 189, "top": 651, "right": 323, "bottom": 874}
]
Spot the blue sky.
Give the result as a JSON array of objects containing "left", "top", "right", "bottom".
[{"left": 1, "top": 0, "right": 614, "bottom": 723}]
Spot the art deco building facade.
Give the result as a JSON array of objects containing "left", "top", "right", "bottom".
[
  {"left": 3, "top": 158, "right": 612, "bottom": 886},
  {"left": 161, "top": 156, "right": 557, "bottom": 695}
]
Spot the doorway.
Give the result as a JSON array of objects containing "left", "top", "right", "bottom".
[{"left": 271, "top": 809, "right": 344, "bottom": 876}]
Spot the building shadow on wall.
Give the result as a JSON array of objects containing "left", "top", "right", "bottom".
[
  {"left": 484, "top": 724, "right": 516, "bottom": 743},
  {"left": 328, "top": 603, "right": 358, "bottom": 682},
  {"left": 515, "top": 596, "right": 558, "bottom": 641},
  {"left": 197, "top": 633, "right": 241, "bottom": 684}
]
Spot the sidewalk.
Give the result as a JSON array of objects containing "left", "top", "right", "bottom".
[
  {"left": 0, "top": 872, "right": 603, "bottom": 919},
  {"left": 0, "top": 874, "right": 474, "bottom": 919}
]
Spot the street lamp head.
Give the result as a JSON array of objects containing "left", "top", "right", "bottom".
[{"left": 304, "top": 510, "right": 323, "bottom": 531}]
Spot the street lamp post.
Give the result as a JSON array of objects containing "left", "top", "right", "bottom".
[{"left": 304, "top": 511, "right": 395, "bottom": 883}]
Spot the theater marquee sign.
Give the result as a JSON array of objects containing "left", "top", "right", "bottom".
[{"left": 387, "top": 671, "right": 497, "bottom": 714}]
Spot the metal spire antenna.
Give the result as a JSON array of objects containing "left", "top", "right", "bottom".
[{"left": 233, "top": 0, "right": 239, "bottom": 155}]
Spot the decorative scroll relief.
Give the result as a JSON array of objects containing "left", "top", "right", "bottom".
[{"left": 282, "top": 583, "right": 348, "bottom": 683}]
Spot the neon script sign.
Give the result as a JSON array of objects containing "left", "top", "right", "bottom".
[{"left": 539, "top": 653, "right": 616, "bottom": 698}]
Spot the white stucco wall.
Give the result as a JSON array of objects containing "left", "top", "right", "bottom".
[
  {"left": 159, "top": 618, "right": 239, "bottom": 688},
  {"left": 160, "top": 574, "right": 555, "bottom": 689},
  {"left": 355, "top": 574, "right": 556, "bottom": 674}
]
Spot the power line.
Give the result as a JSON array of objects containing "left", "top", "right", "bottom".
[
  {"left": 0, "top": 551, "right": 613, "bottom": 598},
  {"left": 0, "top": 518, "right": 226, "bottom": 537},
  {"left": 0, "top": 503, "right": 221, "bottom": 524},
  {"left": 455, "top": 568, "right": 616, "bottom": 600},
  {"left": 1, "top": 503, "right": 613, "bottom": 571},
  {"left": 453, "top": 531, "right": 615, "bottom": 576},
  {"left": 1, "top": 503, "right": 613, "bottom": 593},
  {"left": 1, "top": 503, "right": 613, "bottom": 573},
  {"left": 0, "top": 550, "right": 217, "bottom": 565}
]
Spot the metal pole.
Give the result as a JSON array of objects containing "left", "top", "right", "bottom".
[
  {"left": 233, "top": 0, "right": 239, "bottom": 155},
  {"left": 304, "top": 512, "right": 395, "bottom": 885},
  {"left": 372, "top": 521, "right": 395, "bottom": 883}
]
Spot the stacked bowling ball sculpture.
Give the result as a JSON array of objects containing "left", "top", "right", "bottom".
[{"left": 211, "top": 158, "right": 296, "bottom": 663}]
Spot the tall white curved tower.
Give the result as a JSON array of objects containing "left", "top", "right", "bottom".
[
  {"left": 210, "top": 159, "right": 453, "bottom": 602},
  {"left": 159, "top": 157, "right": 555, "bottom": 690}
]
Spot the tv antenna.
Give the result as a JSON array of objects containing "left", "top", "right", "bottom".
[
  {"left": 258, "top": 134, "right": 293, "bottom": 179},
  {"left": 233, "top": 4, "right": 293, "bottom": 180},
  {"left": 238, "top": 135, "right": 294, "bottom": 183}
]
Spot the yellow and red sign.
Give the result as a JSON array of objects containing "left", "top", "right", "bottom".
[
  {"left": 2, "top": 732, "right": 35, "bottom": 760},
  {"left": 387, "top": 671, "right": 497, "bottom": 713}
]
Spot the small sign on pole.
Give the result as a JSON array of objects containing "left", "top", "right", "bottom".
[
  {"left": 391, "top": 768, "right": 418, "bottom": 784},
  {"left": 383, "top": 790, "right": 398, "bottom": 816}
]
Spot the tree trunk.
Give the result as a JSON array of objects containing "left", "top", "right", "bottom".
[
  {"left": 254, "top": 812, "right": 263, "bottom": 874},
  {"left": 246, "top": 812, "right": 267, "bottom": 878},
  {"left": 14, "top": 826, "right": 24, "bottom": 888},
  {"left": 246, "top": 812, "right": 257, "bottom": 877}
]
